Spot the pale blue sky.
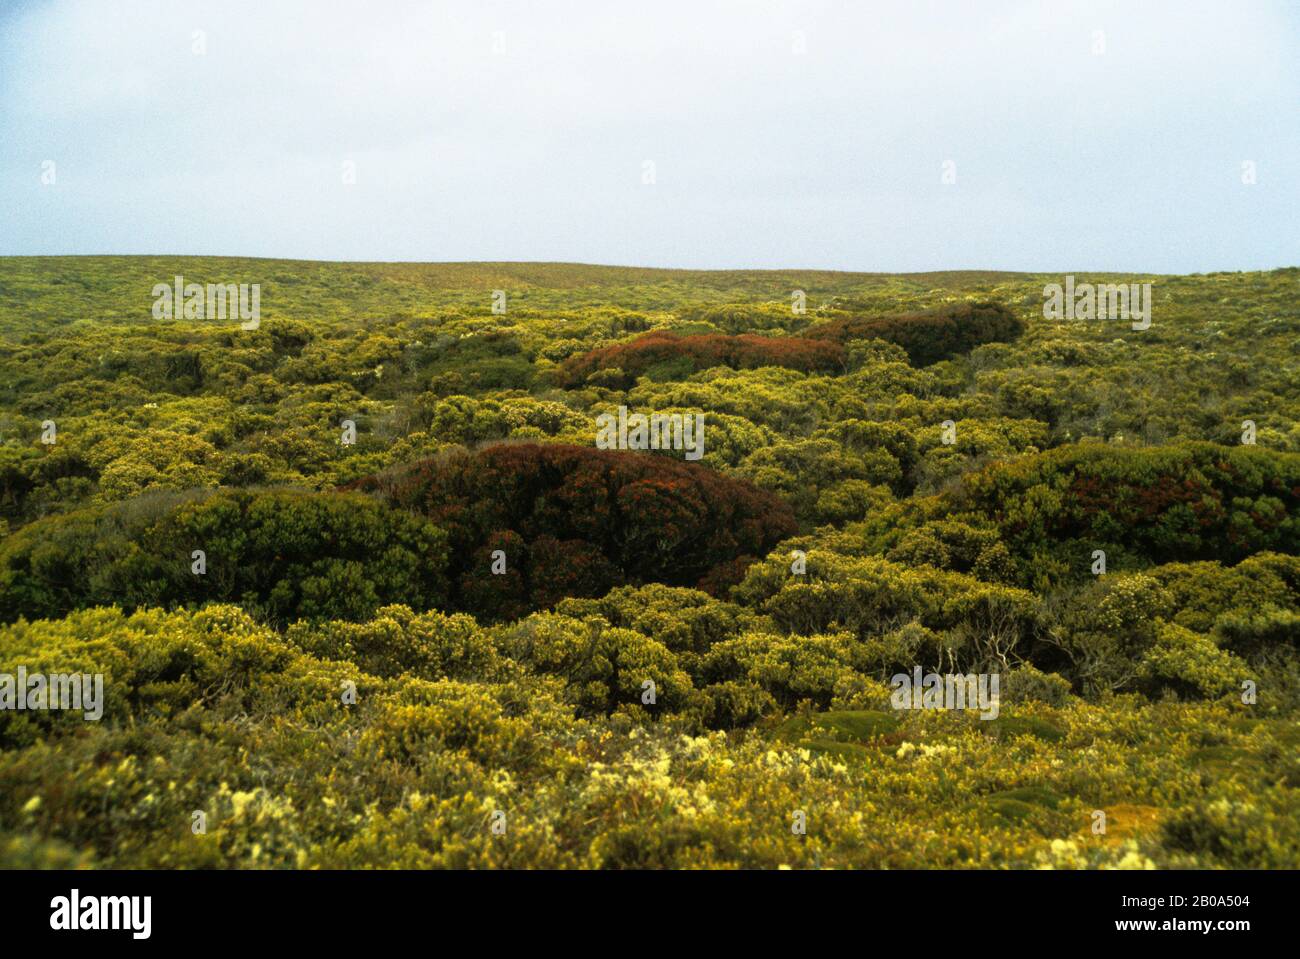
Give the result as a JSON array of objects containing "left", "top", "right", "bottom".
[{"left": 1, "top": 0, "right": 1296, "bottom": 271}]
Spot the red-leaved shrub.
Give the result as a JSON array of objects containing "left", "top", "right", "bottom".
[
  {"left": 556, "top": 331, "right": 844, "bottom": 387},
  {"left": 346, "top": 443, "right": 799, "bottom": 619}
]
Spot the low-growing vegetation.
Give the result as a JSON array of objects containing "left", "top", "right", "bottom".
[{"left": 1, "top": 258, "right": 1297, "bottom": 868}]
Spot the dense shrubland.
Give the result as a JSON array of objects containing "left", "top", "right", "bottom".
[
  {"left": 803, "top": 300, "right": 1026, "bottom": 365},
  {"left": 1, "top": 258, "right": 1298, "bottom": 868},
  {"left": 346, "top": 442, "right": 797, "bottom": 618},
  {"left": 555, "top": 330, "right": 846, "bottom": 388},
  {"left": 0, "top": 489, "right": 450, "bottom": 626},
  {"left": 844, "top": 442, "right": 1300, "bottom": 590}
]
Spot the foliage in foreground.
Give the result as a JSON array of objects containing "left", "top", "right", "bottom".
[
  {"left": 1, "top": 602, "right": 1297, "bottom": 869},
  {"left": 0, "top": 259, "right": 1297, "bottom": 868}
]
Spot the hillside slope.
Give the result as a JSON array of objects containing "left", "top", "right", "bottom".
[{"left": 1, "top": 258, "right": 1297, "bottom": 869}]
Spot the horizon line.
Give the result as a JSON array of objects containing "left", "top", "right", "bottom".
[{"left": 0, "top": 254, "right": 1296, "bottom": 278}]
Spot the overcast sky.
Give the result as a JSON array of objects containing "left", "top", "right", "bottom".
[{"left": 1, "top": 0, "right": 1296, "bottom": 271}]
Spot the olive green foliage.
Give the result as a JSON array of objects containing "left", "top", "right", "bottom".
[
  {"left": 0, "top": 489, "right": 449, "bottom": 626},
  {"left": 1, "top": 258, "right": 1298, "bottom": 868}
]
